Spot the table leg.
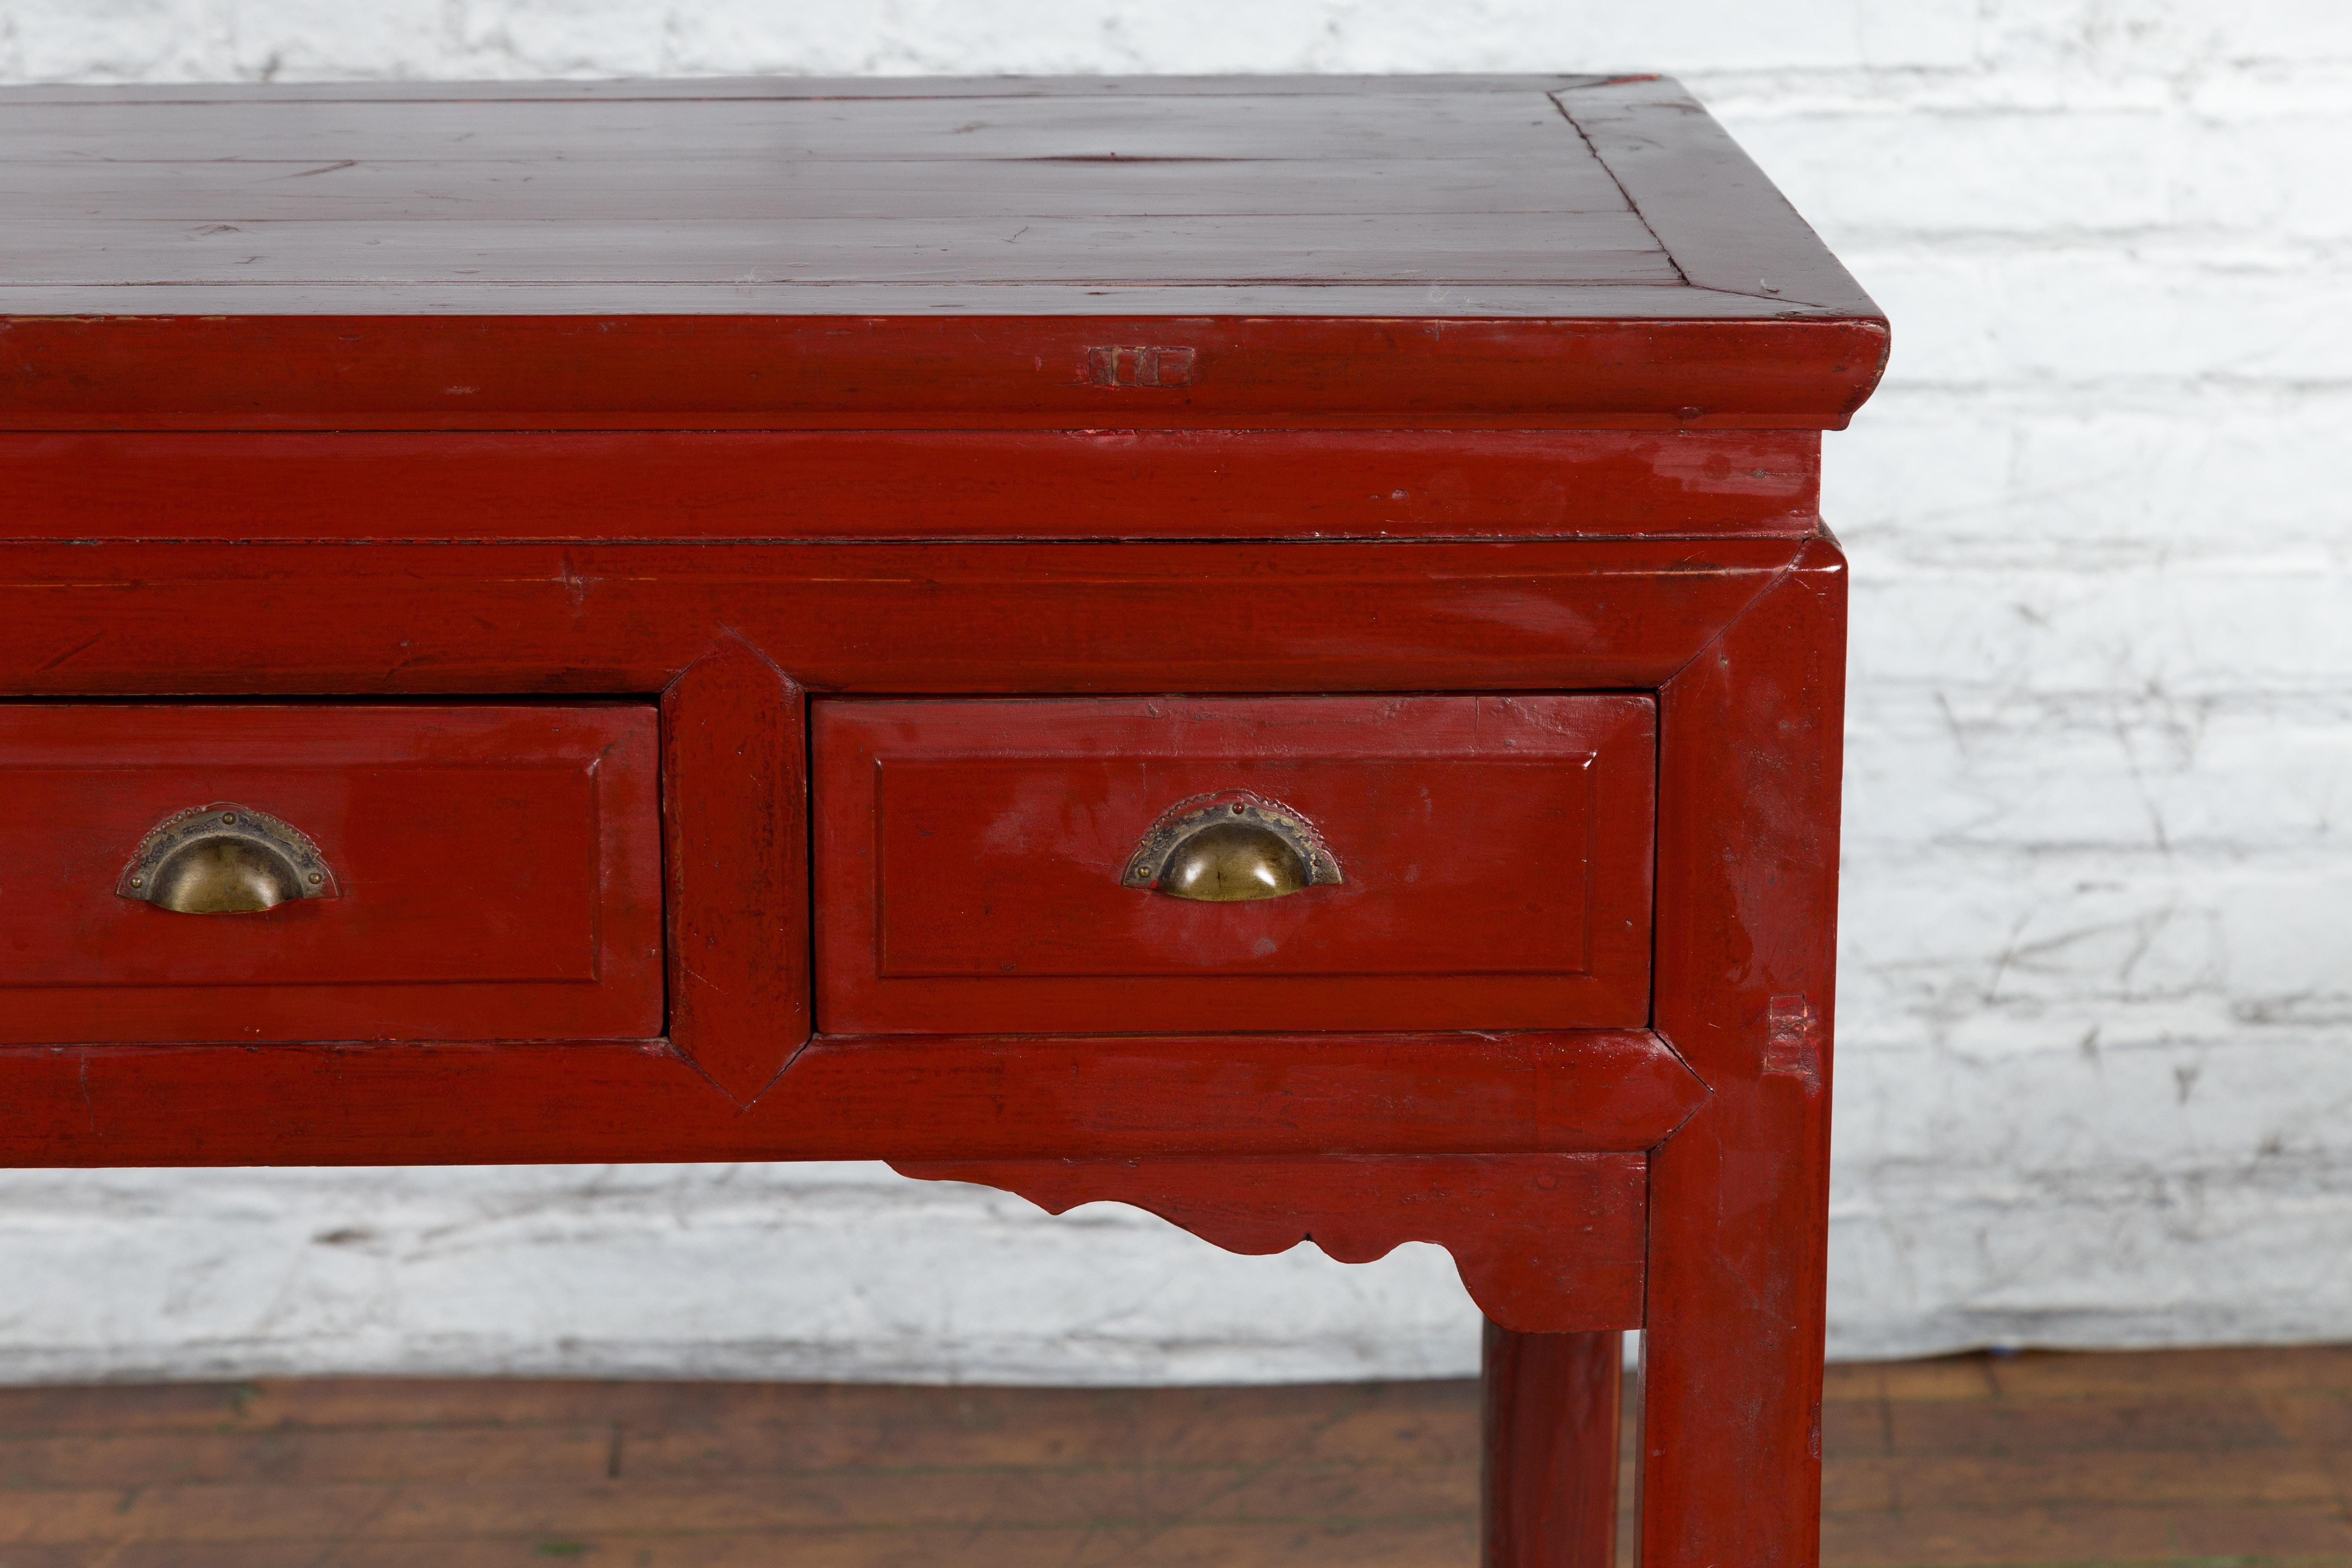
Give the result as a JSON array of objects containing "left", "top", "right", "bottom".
[{"left": 1482, "top": 1320, "right": 1623, "bottom": 1568}]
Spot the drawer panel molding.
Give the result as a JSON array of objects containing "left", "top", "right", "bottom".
[
  {"left": 0, "top": 703, "right": 662, "bottom": 1044},
  {"left": 815, "top": 694, "right": 1657, "bottom": 1035}
]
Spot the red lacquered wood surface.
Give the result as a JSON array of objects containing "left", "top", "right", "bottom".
[
  {"left": 662, "top": 640, "right": 809, "bottom": 1105},
  {"left": 1482, "top": 1325, "right": 1623, "bottom": 1568},
  {"left": 0, "top": 703, "right": 661, "bottom": 1044},
  {"left": 0, "top": 429, "right": 1823, "bottom": 543},
  {"left": 814, "top": 695, "right": 1654, "bottom": 1035},
  {"left": 1642, "top": 538, "right": 1846, "bottom": 1568},
  {"left": 896, "top": 1155, "right": 1646, "bottom": 1333},
  {"left": 0, "top": 539, "right": 1804, "bottom": 697},
  {"left": 0, "top": 1029, "right": 1704, "bottom": 1166},
  {"left": 0, "top": 315, "right": 1886, "bottom": 433}
]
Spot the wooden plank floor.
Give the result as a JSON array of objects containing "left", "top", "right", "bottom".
[{"left": 1, "top": 1346, "right": 2349, "bottom": 1566}]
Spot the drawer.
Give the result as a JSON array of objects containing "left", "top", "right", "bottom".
[
  {"left": 814, "top": 695, "right": 1654, "bottom": 1035},
  {"left": 0, "top": 704, "right": 662, "bottom": 1044}
]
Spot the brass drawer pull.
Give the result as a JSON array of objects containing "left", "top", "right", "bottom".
[
  {"left": 1121, "top": 793, "right": 1342, "bottom": 903},
  {"left": 116, "top": 802, "right": 341, "bottom": 914}
]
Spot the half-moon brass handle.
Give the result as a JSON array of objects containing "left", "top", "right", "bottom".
[
  {"left": 1121, "top": 793, "right": 1342, "bottom": 903},
  {"left": 116, "top": 802, "right": 341, "bottom": 915}
]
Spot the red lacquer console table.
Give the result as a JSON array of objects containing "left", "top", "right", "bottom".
[{"left": 0, "top": 74, "right": 1883, "bottom": 1566}]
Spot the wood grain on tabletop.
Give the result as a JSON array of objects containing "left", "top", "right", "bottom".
[
  {"left": 0, "top": 73, "right": 1865, "bottom": 312},
  {"left": 0, "top": 79, "right": 1665, "bottom": 294},
  {"left": 0, "top": 76, "right": 1886, "bottom": 429},
  {"left": 5, "top": 1348, "right": 2350, "bottom": 1566}
]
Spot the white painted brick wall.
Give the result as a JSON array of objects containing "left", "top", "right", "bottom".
[{"left": 1, "top": 0, "right": 2347, "bottom": 1382}]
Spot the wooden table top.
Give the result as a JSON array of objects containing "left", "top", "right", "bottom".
[{"left": 0, "top": 75, "right": 1886, "bottom": 429}]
